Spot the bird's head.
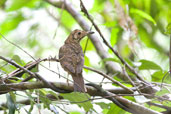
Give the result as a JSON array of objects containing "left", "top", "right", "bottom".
[{"left": 65, "top": 29, "right": 94, "bottom": 44}]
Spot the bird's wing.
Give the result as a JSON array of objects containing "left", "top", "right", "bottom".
[{"left": 59, "top": 44, "right": 84, "bottom": 75}]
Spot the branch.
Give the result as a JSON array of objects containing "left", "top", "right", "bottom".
[
  {"left": 87, "top": 83, "right": 162, "bottom": 114},
  {"left": 79, "top": 0, "right": 148, "bottom": 84},
  {"left": 0, "top": 56, "right": 67, "bottom": 93},
  {"left": 0, "top": 81, "right": 137, "bottom": 95},
  {"left": 0, "top": 81, "right": 161, "bottom": 113},
  {"left": 84, "top": 66, "right": 133, "bottom": 93}
]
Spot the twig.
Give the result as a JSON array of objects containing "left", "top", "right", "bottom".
[
  {"left": 79, "top": 0, "right": 148, "bottom": 84},
  {"left": 0, "top": 56, "right": 67, "bottom": 93},
  {"left": 86, "top": 83, "right": 160, "bottom": 114},
  {"left": 83, "top": 66, "right": 133, "bottom": 93}
]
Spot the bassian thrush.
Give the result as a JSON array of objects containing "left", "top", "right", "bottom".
[{"left": 59, "top": 29, "right": 94, "bottom": 92}]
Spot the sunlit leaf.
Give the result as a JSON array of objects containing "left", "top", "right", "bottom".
[
  {"left": 61, "top": 10, "right": 75, "bottom": 28},
  {"left": 130, "top": 8, "right": 156, "bottom": 25},
  {"left": 6, "top": 0, "right": 41, "bottom": 11},
  {"left": 155, "top": 88, "right": 170, "bottom": 96},
  {"left": 91, "top": 0, "right": 105, "bottom": 12},
  {"left": 0, "top": 0, "right": 6, "bottom": 8},
  {"left": 39, "top": 89, "right": 51, "bottom": 109},
  {"left": 12, "top": 55, "right": 22, "bottom": 65},
  {"left": 0, "top": 12, "right": 25, "bottom": 34},
  {"left": 81, "top": 38, "right": 95, "bottom": 51},
  {"left": 60, "top": 92, "right": 93, "bottom": 112},
  {"left": 110, "top": 28, "right": 119, "bottom": 46},
  {"left": 96, "top": 102, "right": 109, "bottom": 109},
  {"left": 165, "top": 23, "right": 171, "bottom": 34},
  {"left": 69, "top": 111, "right": 81, "bottom": 114},
  {"left": 107, "top": 103, "right": 125, "bottom": 114},
  {"left": 152, "top": 70, "right": 168, "bottom": 82},
  {"left": 30, "top": 65, "right": 38, "bottom": 72},
  {"left": 139, "top": 59, "right": 162, "bottom": 70}
]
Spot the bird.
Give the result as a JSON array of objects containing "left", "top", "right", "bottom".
[{"left": 59, "top": 29, "right": 94, "bottom": 92}]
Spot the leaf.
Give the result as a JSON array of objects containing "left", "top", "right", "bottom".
[
  {"left": 12, "top": 55, "right": 22, "bottom": 65},
  {"left": 39, "top": 89, "right": 51, "bottom": 109},
  {"left": 107, "top": 103, "right": 125, "bottom": 114},
  {"left": 110, "top": 28, "right": 120, "bottom": 46},
  {"left": 91, "top": 0, "right": 105, "bottom": 12},
  {"left": 6, "top": 94, "right": 16, "bottom": 114},
  {"left": 152, "top": 71, "right": 168, "bottom": 81},
  {"left": 155, "top": 88, "right": 170, "bottom": 96},
  {"left": 69, "top": 111, "right": 82, "bottom": 114},
  {"left": 0, "top": 0, "right": 6, "bottom": 8},
  {"left": 30, "top": 65, "right": 38, "bottom": 72},
  {"left": 0, "top": 12, "right": 25, "bottom": 34},
  {"left": 61, "top": 10, "right": 75, "bottom": 28},
  {"left": 81, "top": 38, "right": 95, "bottom": 51},
  {"left": 165, "top": 23, "right": 171, "bottom": 34},
  {"left": 60, "top": 92, "right": 93, "bottom": 112},
  {"left": 130, "top": 8, "right": 156, "bottom": 25},
  {"left": 6, "top": 0, "right": 41, "bottom": 11},
  {"left": 84, "top": 55, "right": 90, "bottom": 72},
  {"left": 95, "top": 102, "right": 109, "bottom": 109},
  {"left": 139, "top": 59, "right": 162, "bottom": 70}
]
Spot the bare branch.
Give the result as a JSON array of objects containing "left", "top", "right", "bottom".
[{"left": 0, "top": 56, "right": 67, "bottom": 93}]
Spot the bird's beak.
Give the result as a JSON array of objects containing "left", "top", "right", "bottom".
[{"left": 86, "top": 31, "right": 94, "bottom": 35}]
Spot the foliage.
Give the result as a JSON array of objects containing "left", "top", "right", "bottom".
[{"left": 0, "top": 0, "right": 171, "bottom": 114}]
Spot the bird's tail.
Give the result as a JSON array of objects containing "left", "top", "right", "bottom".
[{"left": 71, "top": 74, "right": 87, "bottom": 93}]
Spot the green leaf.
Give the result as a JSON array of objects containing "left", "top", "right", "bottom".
[
  {"left": 39, "top": 90, "right": 51, "bottom": 109},
  {"left": 165, "top": 23, "right": 171, "bottom": 34},
  {"left": 110, "top": 28, "right": 120, "bottom": 46},
  {"left": 12, "top": 55, "right": 22, "bottom": 65},
  {"left": 90, "top": 0, "right": 105, "bottom": 12},
  {"left": 60, "top": 92, "right": 93, "bottom": 112},
  {"left": 107, "top": 103, "right": 125, "bottom": 114},
  {"left": 95, "top": 102, "right": 109, "bottom": 109},
  {"left": 155, "top": 88, "right": 170, "bottom": 96},
  {"left": 30, "top": 65, "right": 38, "bottom": 72},
  {"left": 81, "top": 38, "right": 95, "bottom": 51},
  {"left": 61, "top": 10, "right": 75, "bottom": 28},
  {"left": 130, "top": 8, "right": 156, "bottom": 25},
  {"left": 6, "top": 0, "right": 41, "bottom": 11},
  {"left": 0, "top": 12, "right": 25, "bottom": 34},
  {"left": 6, "top": 94, "right": 16, "bottom": 114},
  {"left": 69, "top": 111, "right": 82, "bottom": 114},
  {"left": 152, "top": 71, "right": 168, "bottom": 81},
  {"left": 0, "top": 0, "right": 6, "bottom": 8},
  {"left": 139, "top": 59, "right": 162, "bottom": 70},
  {"left": 102, "top": 109, "right": 109, "bottom": 114}
]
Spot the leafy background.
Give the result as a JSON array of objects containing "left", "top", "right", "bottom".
[{"left": 0, "top": 0, "right": 171, "bottom": 114}]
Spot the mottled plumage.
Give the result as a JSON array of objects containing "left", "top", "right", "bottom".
[{"left": 59, "top": 29, "right": 94, "bottom": 92}]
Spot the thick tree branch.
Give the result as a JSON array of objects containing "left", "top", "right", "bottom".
[
  {"left": 0, "top": 82, "right": 161, "bottom": 114},
  {"left": 0, "top": 56, "right": 67, "bottom": 93},
  {"left": 88, "top": 83, "right": 162, "bottom": 114}
]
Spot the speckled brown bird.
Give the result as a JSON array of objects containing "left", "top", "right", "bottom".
[{"left": 59, "top": 29, "right": 94, "bottom": 92}]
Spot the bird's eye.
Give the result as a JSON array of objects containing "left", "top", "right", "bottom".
[{"left": 78, "top": 32, "right": 81, "bottom": 35}]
